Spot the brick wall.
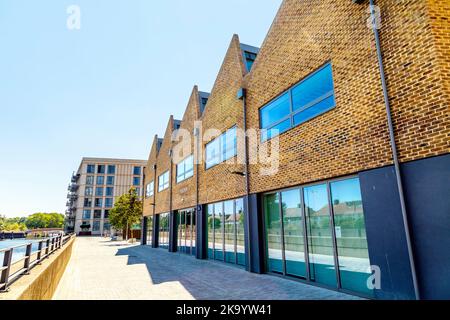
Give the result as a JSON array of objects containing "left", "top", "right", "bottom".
[
  {"left": 143, "top": 135, "right": 159, "bottom": 217},
  {"left": 154, "top": 116, "right": 177, "bottom": 214},
  {"left": 142, "top": 0, "right": 449, "bottom": 214},
  {"left": 197, "top": 35, "right": 248, "bottom": 205},
  {"left": 172, "top": 86, "right": 201, "bottom": 211},
  {"left": 244, "top": 0, "right": 449, "bottom": 194}
]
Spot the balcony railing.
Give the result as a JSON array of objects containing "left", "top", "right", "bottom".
[
  {"left": 67, "top": 183, "right": 79, "bottom": 192},
  {"left": 67, "top": 193, "right": 78, "bottom": 200},
  {"left": 71, "top": 173, "right": 80, "bottom": 183},
  {"left": 0, "top": 234, "right": 74, "bottom": 292}
]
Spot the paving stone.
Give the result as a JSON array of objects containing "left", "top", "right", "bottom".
[{"left": 53, "top": 237, "right": 361, "bottom": 300}]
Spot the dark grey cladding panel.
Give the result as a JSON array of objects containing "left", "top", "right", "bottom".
[
  {"left": 401, "top": 153, "right": 450, "bottom": 299},
  {"left": 358, "top": 166, "right": 416, "bottom": 300}
]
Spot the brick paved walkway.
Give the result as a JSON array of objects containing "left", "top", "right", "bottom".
[{"left": 53, "top": 237, "right": 360, "bottom": 300}]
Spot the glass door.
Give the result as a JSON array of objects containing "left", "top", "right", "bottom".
[
  {"left": 191, "top": 210, "right": 196, "bottom": 256},
  {"left": 177, "top": 209, "right": 196, "bottom": 256},
  {"left": 263, "top": 177, "right": 373, "bottom": 296},
  {"left": 303, "top": 184, "right": 337, "bottom": 287},
  {"left": 281, "top": 189, "right": 306, "bottom": 278}
]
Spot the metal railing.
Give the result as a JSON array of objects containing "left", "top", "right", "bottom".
[{"left": 0, "top": 233, "right": 74, "bottom": 292}]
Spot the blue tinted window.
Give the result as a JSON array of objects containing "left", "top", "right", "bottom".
[
  {"left": 261, "top": 118, "right": 291, "bottom": 142},
  {"left": 96, "top": 176, "right": 104, "bottom": 185},
  {"left": 260, "top": 92, "right": 290, "bottom": 129},
  {"left": 133, "top": 177, "right": 140, "bottom": 186},
  {"left": 87, "top": 164, "right": 95, "bottom": 174},
  {"left": 205, "top": 126, "right": 237, "bottom": 169},
  {"left": 83, "top": 210, "right": 91, "bottom": 219},
  {"left": 106, "top": 176, "right": 114, "bottom": 185},
  {"left": 244, "top": 51, "right": 257, "bottom": 71},
  {"left": 293, "top": 95, "right": 335, "bottom": 126},
  {"left": 95, "top": 198, "right": 103, "bottom": 208},
  {"left": 105, "top": 198, "right": 113, "bottom": 208},
  {"left": 292, "top": 64, "right": 334, "bottom": 111},
  {"left": 95, "top": 187, "right": 104, "bottom": 196},
  {"left": 176, "top": 155, "right": 194, "bottom": 183},
  {"left": 107, "top": 165, "right": 116, "bottom": 174},
  {"left": 259, "top": 63, "right": 335, "bottom": 141},
  {"left": 106, "top": 187, "right": 114, "bottom": 196},
  {"left": 133, "top": 166, "right": 141, "bottom": 175}
]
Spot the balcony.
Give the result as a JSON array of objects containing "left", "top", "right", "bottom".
[
  {"left": 68, "top": 183, "right": 79, "bottom": 192},
  {"left": 67, "top": 193, "right": 78, "bottom": 201},
  {"left": 71, "top": 173, "right": 80, "bottom": 183}
]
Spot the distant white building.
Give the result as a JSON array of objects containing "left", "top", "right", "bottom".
[{"left": 66, "top": 157, "right": 146, "bottom": 236}]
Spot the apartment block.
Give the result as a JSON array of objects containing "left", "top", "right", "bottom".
[
  {"left": 141, "top": 0, "right": 450, "bottom": 300},
  {"left": 66, "top": 157, "right": 146, "bottom": 236}
]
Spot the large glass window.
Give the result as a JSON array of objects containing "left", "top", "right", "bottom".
[
  {"left": 97, "top": 165, "right": 105, "bottom": 174},
  {"left": 96, "top": 176, "right": 104, "bottom": 185},
  {"left": 82, "top": 210, "right": 91, "bottom": 219},
  {"left": 133, "top": 166, "right": 141, "bottom": 175},
  {"left": 95, "top": 198, "right": 103, "bottom": 208},
  {"left": 214, "top": 203, "right": 224, "bottom": 261},
  {"left": 224, "top": 201, "right": 235, "bottom": 264},
  {"left": 94, "top": 210, "right": 102, "bottom": 219},
  {"left": 146, "top": 181, "right": 154, "bottom": 198},
  {"left": 304, "top": 184, "right": 336, "bottom": 287},
  {"left": 263, "top": 177, "right": 372, "bottom": 296},
  {"left": 159, "top": 213, "right": 170, "bottom": 249},
  {"left": 207, "top": 204, "right": 214, "bottom": 259},
  {"left": 207, "top": 198, "right": 246, "bottom": 266},
  {"left": 264, "top": 193, "right": 283, "bottom": 273},
  {"left": 86, "top": 176, "right": 94, "bottom": 185},
  {"left": 107, "top": 165, "right": 116, "bottom": 174},
  {"left": 158, "top": 171, "right": 170, "bottom": 192},
  {"left": 260, "top": 63, "right": 335, "bottom": 141},
  {"left": 93, "top": 220, "right": 100, "bottom": 231},
  {"left": 177, "top": 209, "right": 196, "bottom": 256},
  {"left": 105, "top": 198, "right": 113, "bottom": 208},
  {"left": 205, "top": 126, "right": 237, "bottom": 169},
  {"left": 330, "top": 178, "right": 372, "bottom": 295},
  {"left": 95, "top": 187, "right": 104, "bottom": 197},
  {"left": 146, "top": 216, "right": 153, "bottom": 246},
  {"left": 282, "top": 189, "right": 306, "bottom": 278},
  {"left": 87, "top": 164, "right": 95, "bottom": 174},
  {"left": 85, "top": 187, "right": 93, "bottom": 196},
  {"left": 133, "top": 177, "right": 140, "bottom": 186},
  {"left": 106, "top": 187, "right": 114, "bottom": 196},
  {"left": 106, "top": 176, "right": 114, "bottom": 185},
  {"left": 235, "top": 199, "right": 246, "bottom": 266},
  {"left": 84, "top": 198, "right": 92, "bottom": 208},
  {"left": 176, "top": 155, "right": 194, "bottom": 183}
]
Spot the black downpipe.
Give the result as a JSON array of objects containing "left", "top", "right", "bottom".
[
  {"left": 239, "top": 89, "right": 252, "bottom": 272},
  {"left": 369, "top": 0, "right": 420, "bottom": 300}
]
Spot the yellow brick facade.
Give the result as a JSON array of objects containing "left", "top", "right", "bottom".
[{"left": 143, "top": 0, "right": 450, "bottom": 213}]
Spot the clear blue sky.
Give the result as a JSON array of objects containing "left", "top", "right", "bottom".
[{"left": 0, "top": 0, "right": 282, "bottom": 217}]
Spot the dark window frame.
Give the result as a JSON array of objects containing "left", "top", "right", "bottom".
[{"left": 259, "top": 62, "right": 336, "bottom": 142}]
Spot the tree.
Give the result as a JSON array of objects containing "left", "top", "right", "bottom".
[
  {"left": 109, "top": 188, "right": 143, "bottom": 240},
  {"left": 25, "top": 213, "right": 64, "bottom": 229}
]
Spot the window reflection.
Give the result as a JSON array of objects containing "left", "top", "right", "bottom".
[
  {"left": 281, "top": 189, "right": 306, "bottom": 278},
  {"left": 264, "top": 193, "right": 283, "bottom": 273},
  {"left": 330, "top": 178, "right": 373, "bottom": 296}
]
